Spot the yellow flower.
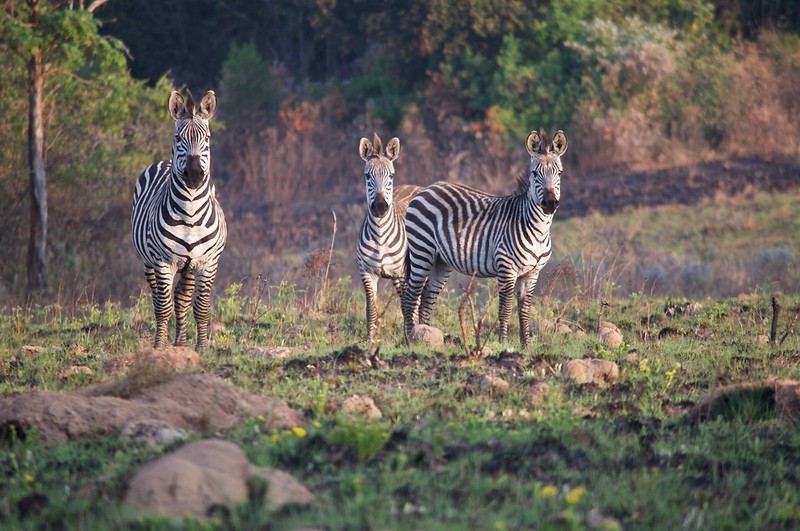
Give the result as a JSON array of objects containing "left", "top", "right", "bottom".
[
  {"left": 566, "top": 485, "right": 586, "bottom": 504},
  {"left": 24, "top": 474, "right": 34, "bottom": 484},
  {"left": 269, "top": 433, "right": 280, "bottom": 444},
  {"left": 256, "top": 415, "right": 265, "bottom": 424},
  {"left": 539, "top": 485, "right": 558, "bottom": 497},
  {"left": 312, "top": 420, "right": 322, "bottom": 428},
  {"left": 291, "top": 426, "right": 307, "bottom": 438}
]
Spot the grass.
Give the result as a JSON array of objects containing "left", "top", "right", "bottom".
[{"left": 1, "top": 188, "right": 799, "bottom": 529}]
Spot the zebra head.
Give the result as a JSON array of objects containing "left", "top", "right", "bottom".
[
  {"left": 168, "top": 89, "right": 217, "bottom": 190},
  {"left": 359, "top": 133, "right": 400, "bottom": 219},
  {"left": 526, "top": 129, "right": 568, "bottom": 215}
]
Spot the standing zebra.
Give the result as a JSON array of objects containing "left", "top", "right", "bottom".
[
  {"left": 356, "top": 134, "right": 422, "bottom": 342},
  {"left": 402, "top": 130, "right": 568, "bottom": 347},
  {"left": 131, "top": 90, "right": 227, "bottom": 351}
]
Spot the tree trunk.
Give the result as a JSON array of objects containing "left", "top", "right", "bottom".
[{"left": 27, "top": 40, "right": 48, "bottom": 292}]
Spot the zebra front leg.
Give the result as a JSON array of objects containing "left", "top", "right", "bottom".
[
  {"left": 193, "top": 268, "right": 217, "bottom": 352},
  {"left": 517, "top": 272, "right": 539, "bottom": 348},
  {"left": 497, "top": 270, "right": 518, "bottom": 343},
  {"left": 362, "top": 273, "right": 379, "bottom": 342},
  {"left": 150, "top": 264, "right": 175, "bottom": 349},
  {"left": 174, "top": 268, "right": 196, "bottom": 346}
]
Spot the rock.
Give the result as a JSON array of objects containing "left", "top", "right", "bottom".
[
  {"left": 537, "top": 319, "right": 555, "bottom": 334},
  {"left": 480, "top": 375, "right": 510, "bottom": 395},
  {"left": 554, "top": 322, "right": 573, "bottom": 335},
  {"left": 773, "top": 379, "right": 800, "bottom": 417},
  {"left": 528, "top": 382, "right": 551, "bottom": 406},
  {"left": 247, "top": 346, "right": 294, "bottom": 359},
  {"left": 120, "top": 419, "right": 187, "bottom": 448},
  {"left": 209, "top": 322, "right": 227, "bottom": 335},
  {"left": 756, "top": 334, "right": 770, "bottom": 344},
  {"left": 0, "top": 373, "right": 303, "bottom": 444},
  {"left": 598, "top": 321, "right": 623, "bottom": 349},
  {"left": 340, "top": 395, "right": 382, "bottom": 420},
  {"left": 18, "top": 345, "right": 45, "bottom": 357},
  {"left": 105, "top": 347, "right": 201, "bottom": 375},
  {"left": 123, "top": 439, "right": 250, "bottom": 520},
  {"left": 249, "top": 466, "right": 317, "bottom": 511},
  {"left": 410, "top": 324, "right": 445, "bottom": 348},
  {"left": 59, "top": 366, "right": 93, "bottom": 379},
  {"left": 478, "top": 345, "right": 493, "bottom": 357},
  {"left": 587, "top": 508, "right": 622, "bottom": 530},
  {"left": 561, "top": 358, "right": 620, "bottom": 387}
]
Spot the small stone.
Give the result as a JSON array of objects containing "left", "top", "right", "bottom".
[
  {"left": 410, "top": 324, "right": 445, "bottom": 348},
  {"left": 478, "top": 345, "right": 493, "bottom": 357},
  {"left": 537, "top": 319, "right": 555, "bottom": 334},
  {"left": 340, "top": 395, "right": 382, "bottom": 419},
  {"left": 554, "top": 322, "right": 573, "bottom": 335},
  {"left": 121, "top": 419, "right": 187, "bottom": 448},
  {"left": 598, "top": 321, "right": 623, "bottom": 349},
  {"left": 480, "top": 375, "right": 510, "bottom": 395},
  {"left": 587, "top": 508, "right": 622, "bottom": 530},
  {"left": 249, "top": 466, "right": 316, "bottom": 511},
  {"left": 247, "top": 346, "right": 294, "bottom": 359},
  {"left": 209, "top": 322, "right": 226, "bottom": 335},
  {"left": 562, "top": 358, "right": 620, "bottom": 387},
  {"left": 18, "top": 345, "right": 45, "bottom": 357},
  {"left": 756, "top": 334, "right": 770, "bottom": 344},
  {"left": 59, "top": 365, "right": 93, "bottom": 379},
  {"left": 528, "top": 382, "right": 551, "bottom": 406}
]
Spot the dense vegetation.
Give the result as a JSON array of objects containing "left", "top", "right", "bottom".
[{"left": 0, "top": 0, "right": 799, "bottom": 300}]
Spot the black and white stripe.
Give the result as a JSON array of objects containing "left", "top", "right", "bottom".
[
  {"left": 402, "top": 130, "right": 568, "bottom": 347},
  {"left": 131, "top": 90, "right": 226, "bottom": 351},
  {"left": 356, "top": 134, "right": 421, "bottom": 342}
]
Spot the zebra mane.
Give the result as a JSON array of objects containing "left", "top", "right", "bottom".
[{"left": 514, "top": 171, "right": 529, "bottom": 196}]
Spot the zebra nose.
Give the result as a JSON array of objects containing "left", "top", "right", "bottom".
[
  {"left": 184, "top": 155, "right": 204, "bottom": 188},
  {"left": 371, "top": 194, "right": 390, "bottom": 217},
  {"left": 542, "top": 189, "right": 559, "bottom": 214}
]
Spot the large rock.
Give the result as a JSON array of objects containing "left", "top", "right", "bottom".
[
  {"left": 410, "top": 324, "right": 445, "bottom": 348},
  {"left": 0, "top": 373, "right": 303, "bottom": 443},
  {"left": 561, "top": 358, "right": 620, "bottom": 387},
  {"left": 480, "top": 375, "right": 510, "bottom": 396},
  {"left": 124, "top": 439, "right": 250, "bottom": 520},
  {"left": 528, "top": 381, "right": 552, "bottom": 406}
]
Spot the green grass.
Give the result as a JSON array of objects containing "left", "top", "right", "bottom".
[{"left": 1, "top": 188, "right": 800, "bottom": 529}]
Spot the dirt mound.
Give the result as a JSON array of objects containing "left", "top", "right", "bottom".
[
  {"left": 687, "top": 378, "right": 800, "bottom": 421},
  {"left": 0, "top": 373, "right": 303, "bottom": 443}
]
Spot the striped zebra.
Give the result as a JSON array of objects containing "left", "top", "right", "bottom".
[
  {"left": 356, "top": 134, "right": 422, "bottom": 342},
  {"left": 131, "top": 90, "right": 227, "bottom": 351},
  {"left": 402, "top": 130, "right": 568, "bottom": 347}
]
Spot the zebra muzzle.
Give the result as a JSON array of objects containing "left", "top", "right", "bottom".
[
  {"left": 371, "top": 195, "right": 390, "bottom": 217},
  {"left": 183, "top": 155, "right": 205, "bottom": 189},
  {"left": 542, "top": 190, "right": 559, "bottom": 214}
]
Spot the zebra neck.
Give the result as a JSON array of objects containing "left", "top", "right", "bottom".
[
  {"left": 168, "top": 171, "right": 213, "bottom": 215},
  {"left": 520, "top": 194, "right": 553, "bottom": 237},
  {"left": 365, "top": 208, "right": 397, "bottom": 240}
]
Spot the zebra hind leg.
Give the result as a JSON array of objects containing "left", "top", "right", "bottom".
[
  {"left": 402, "top": 251, "right": 435, "bottom": 339},
  {"left": 496, "top": 270, "right": 518, "bottom": 343},
  {"left": 173, "top": 268, "right": 196, "bottom": 346},
  {"left": 193, "top": 268, "right": 217, "bottom": 352},
  {"left": 516, "top": 273, "right": 538, "bottom": 348},
  {"left": 419, "top": 260, "right": 452, "bottom": 326}
]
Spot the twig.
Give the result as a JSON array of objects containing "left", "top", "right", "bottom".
[
  {"left": 596, "top": 300, "right": 610, "bottom": 336},
  {"left": 247, "top": 274, "right": 268, "bottom": 340},
  {"left": 318, "top": 209, "right": 337, "bottom": 310},
  {"left": 770, "top": 294, "right": 781, "bottom": 347},
  {"left": 457, "top": 275, "right": 478, "bottom": 357}
]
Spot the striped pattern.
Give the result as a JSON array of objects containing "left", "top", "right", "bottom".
[
  {"left": 356, "top": 134, "right": 421, "bottom": 342},
  {"left": 131, "top": 90, "right": 226, "bottom": 351},
  {"left": 402, "top": 130, "right": 568, "bottom": 347}
]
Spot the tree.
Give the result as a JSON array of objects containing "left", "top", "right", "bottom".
[{"left": 1, "top": 0, "right": 113, "bottom": 292}]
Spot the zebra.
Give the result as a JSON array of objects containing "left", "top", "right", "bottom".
[
  {"left": 402, "top": 129, "right": 568, "bottom": 347},
  {"left": 131, "top": 89, "right": 227, "bottom": 351},
  {"left": 356, "top": 133, "right": 422, "bottom": 342}
]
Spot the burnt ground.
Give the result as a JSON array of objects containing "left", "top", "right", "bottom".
[{"left": 559, "top": 158, "right": 800, "bottom": 218}]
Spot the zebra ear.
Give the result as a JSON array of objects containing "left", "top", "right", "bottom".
[
  {"left": 168, "top": 91, "right": 185, "bottom": 120},
  {"left": 198, "top": 90, "right": 217, "bottom": 120},
  {"left": 526, "top": 130, "right": 544, "bottom": 156},
  {"left": 359, "top": 137, "right": 374, "bottom": 161},
  {"left": 385, "top": 137, "right": 401, "bottom": 161},
  {"left": 551, "top": 130, "right": 568, "bottom": 156}
]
